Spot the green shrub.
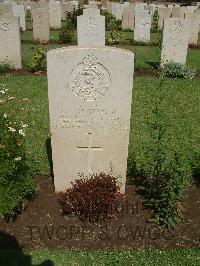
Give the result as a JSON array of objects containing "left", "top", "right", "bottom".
[
  {"left": 64, "top": 5, "right": 83, "bottom": 28},
  {"left": 0, "top": 63, "right": 14, "bottom": 74},
  {"left": 129, "top": 77, "right": 190, "bottom": 228},
  {"left": 106, "top": 20, "right": 124, "bottom": 45},
  {"left": 0, "top": 84, "right": 34, "bottom": 220},
  {"left": 58, "top": 173, "right": 124, "bottom": 223},
  {"left": 58, "top": 21, "right": 74, "bottom": 44},
  {"left": 162, "top": 62, "right": 196, "bottom": 79},
  {"left": 29, "top": 48, "right": 46, "bottom": 73}
]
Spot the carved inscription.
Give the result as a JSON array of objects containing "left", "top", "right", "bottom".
[
  {"left": 0, "top": 22, "right": 10, "bottom": 31},
  {"left": 70, "top": 55, "right": 111, "bottom": 101},
  {"left": 53, "top": 108, "right": 127, "bottom": 130}
]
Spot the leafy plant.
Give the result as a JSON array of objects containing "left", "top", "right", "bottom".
[
  {"left": 0, "top": 63, "right": 14, "bottom": 74},
  {"left": 106, "top": 20, "right": 124, "bottom": 45},
  {"left": 65, "top": 5, "right": 83, "bottom": 28},
  {"left": 58, "top": 20, "right": 74, "bottom": 44},
  {"left": 29, "top": 48, "right": 46, "bottom": 73},
  {"left": 58, "top": 173, "right": 124, "bottom": 223},
  {"left": 138, "top": 76, "right": 190, "bottom": 228},
  {"left": 0, "top": 84, "right": 34, "bottom": 220},
  {"left": 162, "top": 62, "right": 196, "bottom": 79}
]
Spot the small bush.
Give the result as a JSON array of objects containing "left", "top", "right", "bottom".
[
  {"left": 0, "top": 85, "right": 34, "bottom": 220},
  {"left": 58, "top": 21, "right": 74, "bottom": 44},
  {"left": 106, "top": 20, "right": 124, "bottom": 45},
  {"left": 29, "top": 48, "right": 46, "bottom": 73},
  {"left": 162, "top": 62, "right": 196, "bottom": 79},
  {"left": 58, "top": 173, "right": 124, "bottom": 223},
  {"left": 188, "top": 43, "right": 200, "bottom": 49},
  {"left": 65, "top": 5, "right": 83, "bottom": 28},
  {"left": 0, "top": 63, "right": 14, "bottom": 74}
]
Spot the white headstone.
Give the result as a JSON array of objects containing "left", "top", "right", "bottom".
[
  {"left": 47, "top": 46, "right": 134, "bottom": 193},
  {"left": 77, "top": 4, "right": 105, "bottom": 46},
  {"left": 171, "top": 6, "right": 185, "bottom": 19},
  {"left": 185, "top": 13, "right": 199, "bottom": 44},
  {"left": 0, "top": 2, "right": 12, "bottom": 15},
  {"left": 134, "top": 10, "right": 151, "bottom": 42},
  {"left": 122, "top": 3, "right": 135, "bottom": 30},
  {"left": 0, "top": 15, "right": 21, "bottom": 68},
  {"left": 158, "top": 7, "right": 171, "bottom": 30},
  {"left": 32, "top": 8, "right": 49, "bottom": 42},
  {"left": 12, "top": 4, "right": 26, "bottom": 31},
  {"left": 49, "top": 0, "right": 62, "bottom": 29},
  {"left": 161, "top": 18, "right": 189, "bottom": 66}
]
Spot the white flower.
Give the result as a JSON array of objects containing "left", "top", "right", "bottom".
[
  {"left": 3, "top": 113, "right": 7, "bottom": 118},
  {"left": 19, "top": 129, "right": 25, "bottom": 136},
  {"left": 8, "top": 97, "right": 15, "bottom": 100},
  {"left": 14, "top": 157, "right": 22, "bottom": 161},
  {"left": 21, "top": 123, "right": 28, "bottom": 128},
  {"left": 0, "top": 90, "right": 5, "bottom": 94},
  {"left": 8, "top": 127, "right": 16, "bottom": 132}
]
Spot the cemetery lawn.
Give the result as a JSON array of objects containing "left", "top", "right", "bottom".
[
  {"left": 0, "top": 75, "right": 200, "bottom": 176},
  {"left": 0, "top": 248, "right": 200, "bottom": 266}
]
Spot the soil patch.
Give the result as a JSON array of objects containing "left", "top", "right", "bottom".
[{"left": 0, "top": 176, "right": 200, "bottom": 250}]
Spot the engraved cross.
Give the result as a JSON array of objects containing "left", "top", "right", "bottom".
[{"left": 77, "top": 132, "right": 103, "bottom": 173}]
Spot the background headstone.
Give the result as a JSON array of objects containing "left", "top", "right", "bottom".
[
  {"left": 77, "top": 4, "right": 105, "bottom": 46},
  {"left": 134, "top": 10, "right": 151, "bottom": 42},
  {"left": 158, "top": 7, "right": 171, "bottom": 30},
  {"left": 49, "top": 0, "right": 62, "bottom": 29},
  {"left": 12, "top": 4, "right": 26, "bottom": 31},
  {"left": 32, "top": 7, "right": 49, "bottom": 42},
  {"left": 161, "top": 18, "right": 189, "bottom": 66},
  {"left": 0, "top": 15, "right": 21, "bottom": 68}
]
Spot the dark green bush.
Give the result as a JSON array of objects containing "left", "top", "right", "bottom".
[
  {"left": 58, "top": 21, "right": 74, "bottom": 44},
  {"left": 65, "top": 5, "right": 83, "bottom": 28},
  {"left": 0, "top": 85, "right": 34, "bottom": 220}
]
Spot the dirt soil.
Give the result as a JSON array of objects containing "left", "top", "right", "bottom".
[{"left": 0, "top": 176, "right": 200, "bottom": 250}]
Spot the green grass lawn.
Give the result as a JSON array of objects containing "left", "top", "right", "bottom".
[
  {"left": 0, "top": 248, "right": 200, "bottom": 266},
  {"left": 1, "top": 76, "right": 200, "bottom": 177}
]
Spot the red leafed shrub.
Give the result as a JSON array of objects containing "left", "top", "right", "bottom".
[
  {"left": 58, "top": 173, "right": 124, "bottom": 223},
  {"left": 188, "top": 43, "right": 200, "bottom": 49}
]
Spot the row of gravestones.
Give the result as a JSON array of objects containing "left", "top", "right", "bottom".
[
  {"left": 107, "top": 2, "right": 200, "bottom": 44},
  {"left": 0, "top": 0, "right": 79, "bottom": 34},
  {"left": 0, "top": 0, "right": 199, "bottom": 69}
]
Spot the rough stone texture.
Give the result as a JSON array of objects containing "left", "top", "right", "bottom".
[
  {"left": 185, "top": 13, "right": 199, "bottom": 44},
  {"left": 134, "top": 10, "right": 151, "bottom": 42},
  {"left": 12, "top": 4, "right": 26, "bottom": 31},
  {"left": 32, "top": 7, "right": 49, "bottom": 42},
  {"left": 49, "top": 0, "right": 61, "bottom": 29},
  {"left": 47, "top": 47, "right": 134, "bottom": 193},
  {"left": 77, "top": 5, "right": 105, "bottom": 47},
  {"left": 135, "top": 3, "right": 147, "bottom": 12},
  {"left": 0, "top": 15, "right": 21, "bottom": 68},
  {"left": 195, "top": 9, "right": 200, "bottom": 32},
  {"left": 114, "top": 3, "right": 124, "bottom": 20},
  {"left": 158, "top": 7, "right": 171, "bottom": 30},
  {"left": 186, "top": 6, "right": 197, "bottom": 14},
  {"left": 0, "top": 2, "right": 12, "bottom": 15},
  {"left": 122, "top": 3, "right": 135, "bottom": 30},
  {"left": 171, "top": 6, "right": 185, "bottom": 19},
  {"left": 161, "top": 18, "right": 189, "bottom": 66}
]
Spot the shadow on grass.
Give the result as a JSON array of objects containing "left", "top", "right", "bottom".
[
  {"left": 0, "top": 231, "right": 54, "bottom": 266},
  {"left": 145, "top": 61, "right": 160, "bottom": 69}
]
